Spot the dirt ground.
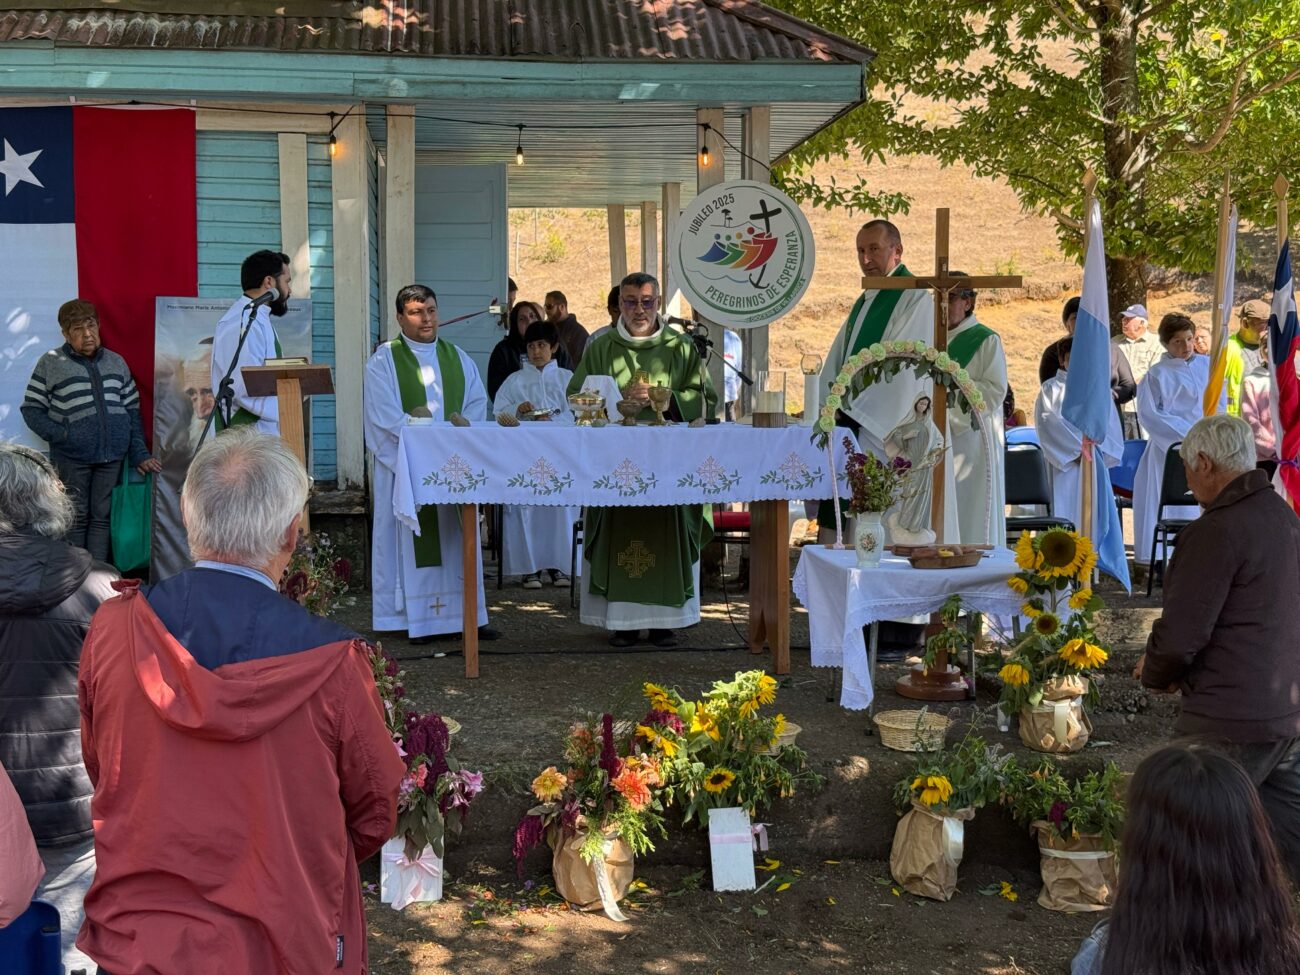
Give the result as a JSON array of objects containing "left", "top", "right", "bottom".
[{"left": 333, "top": 548, "right": 1175, "bottom": 975}]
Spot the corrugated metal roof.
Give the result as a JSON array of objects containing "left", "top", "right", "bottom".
[{"left": 0, "top": 1, "right": 872, "bottom": 63}]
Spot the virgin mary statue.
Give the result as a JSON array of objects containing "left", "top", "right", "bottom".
[{"left": 883, "top": 394, "right": 944, "bottom": 545}]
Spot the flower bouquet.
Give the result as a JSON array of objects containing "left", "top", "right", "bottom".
[
  {"left": 513, "top": 714, "right": 666, "bottom": 920},
  {"left": 636, "top": 672, "right": 821, "bottom": 891},
  {"left": 996, "top": 529, "right": 1108, "bottom": 753},
  {"left": 280, "top": 530, "right": 352, "bottom": 616},
  {"left": 368, "top": 646, "right": 484, "bottom": 909},
  {"left": 1003, "top": 759, "right": 1124, "bottom": 912},
  {"left": 889, "top": 728, "right": 1010, "bottom": 901},
  {"left": 843, "top": 437, "right": 911, "bottom": 566}
]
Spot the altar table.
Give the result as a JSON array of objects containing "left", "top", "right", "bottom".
[
  {"left": 394, "top": 423, "right": 852, "bottom": 677},
  {"left": 792, "top": 546, "right": 1022, "bottom": 712}
]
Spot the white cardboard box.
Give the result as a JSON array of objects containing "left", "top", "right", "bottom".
[
  {"left": 380, "top": 837, "right": 444, "bottom": 909},
  {"left": 708, "top": 807, "right": 758, "bottom": 892}
]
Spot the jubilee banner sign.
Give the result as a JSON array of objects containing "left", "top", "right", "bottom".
[{"left": 671, "top": 179, "right": 815, "bottom": 329}]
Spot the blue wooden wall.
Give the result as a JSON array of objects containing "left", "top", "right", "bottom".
[{"left": 194, "top": 130, "right": 338, "bottom": 481}]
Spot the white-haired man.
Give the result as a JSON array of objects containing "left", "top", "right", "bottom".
[
  {"left": 0, "top": 442, "right": 118, "bottom": 973},
  {"left": 77, "top": 429, "right": 403, "bottom": 974},
  {"left": 1136, "top": 414, "right": 1300, "bottom": 880}
]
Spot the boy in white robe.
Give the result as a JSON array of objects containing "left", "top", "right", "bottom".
[
  {"left": 491, "top": 319, "right": 580, "bottom": 588},
  {"left": 363, "top": 284, "right": 495, "bottom": 642},
  {"left": 1034, "top": 337, "right": 1123, "bottom": 531}
]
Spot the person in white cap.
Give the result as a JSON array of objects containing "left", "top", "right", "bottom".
[{"left": 1112, "top": 303, "right": 1161, "bottom": 439}]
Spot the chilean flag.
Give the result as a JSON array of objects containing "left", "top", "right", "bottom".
[
  {"left": 1268, "top": 240, "right": 1300, "bottom": 506},
  {"left": 0, "top": 106, "right": 196, "bottom": 449}
]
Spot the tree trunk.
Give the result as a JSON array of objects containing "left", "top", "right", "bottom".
[{"left": 1096, "top": 3, "right": 1146, "bottom": 322}]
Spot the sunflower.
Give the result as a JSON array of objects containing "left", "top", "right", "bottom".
[
  {"left": 636, "top": 724, "right": 679, "bottom": 757},
  {"left": 1013, "top": 531, "right": 1040, "bottom": 572},
  {"left": 1033, "top": 612, "right": 1061, "bottom": 637},
  {"left": 912, "top": 774, "right": 954, "bottom": 807},
  {"left": 1069, "top": 588, "right": 1094, "bottom": 611},
  {"left": 1021, "top": 601, "right": 1044, "bottom": 619},
  {"left": 769, "top": 712, "right": 787, "bottom": 749},
  {"left": 643, "top": 682, "right": 675, "bottom": 713},
  {"left": 755, "top": 674, "right": 778, "bottom": 706},
  {"left": 530, "top": 766, "right": 568, "bottom": 803},
  {"left": 703, "top": 768, "right": 737, "bottom": 793},
  {"left": 999, "top": 662, "right": 1031, "bottom": 686},
  {"left": 1006, "top": 575, "right": 1030, "bottom": 595},
  {"left": 1037, "top": 529, "right": 1083, "bottom": 578},
  {"left": 1058, "top": 639, "right": 1108, "bottom": 670},
  {"left": 690, "top": 707, "right": 722, "bottom": 742}
]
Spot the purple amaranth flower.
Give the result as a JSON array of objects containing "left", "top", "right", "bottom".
[
  {"left": 512, "top": 814, "right": 545, "bottom": 876},
  {"left": 891, "top": 455, "right": 912, "bottom": 471},
  {"left": 642, "top": 708, "right": 684, "bottom": 734},
  {"left": 405, "top": 712, "right": 450, "bottom": 779},
  {"left": 598, "top": 713, "right": 622, "bottom": 780},
  {"left": 559, "top": 797, "right": 582, "bottom": 833},
  {"left": 332, "top": 557, "right": 352, "bottom": 583},
  {"left": 1048, "top": 800, "right": 1068, "bottom": 827}
]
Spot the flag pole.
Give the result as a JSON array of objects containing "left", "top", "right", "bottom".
[
  {"left": 1277, "top": 175, "right": 1291, "bottom": 255},
  {"left": 1079, "top": 167, "right": 1097, "bottom": 543},
  {"left": 1204, "top": 175, "right": 1234, "bottom": 416}
]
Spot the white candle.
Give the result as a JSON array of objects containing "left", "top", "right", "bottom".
[{"left": 803, "top": 374, "right": 819, "bottom": 426}]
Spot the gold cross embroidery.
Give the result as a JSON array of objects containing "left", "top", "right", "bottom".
[
  {"left": 617, "top": 540, "right": 656, "bottom": 579},
  {"left": 429, "top": 597, "right": 446, "bottom": 615}
]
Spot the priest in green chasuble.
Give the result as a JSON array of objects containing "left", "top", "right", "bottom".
[
  {"left": 568, "top": 272, "right": 717, "bottom": 648},
  {"left": 945, "top": 275, "right": 1008, "bottom": 546}
]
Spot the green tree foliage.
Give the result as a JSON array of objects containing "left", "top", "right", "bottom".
[{"left": 768, "top": 0, "right": 1300, "bottom": 308}]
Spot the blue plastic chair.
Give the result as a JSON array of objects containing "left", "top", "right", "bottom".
[
  {"left": 1108, "top": 439, "right": 1146, "bottom": 495},
  {"left": 1006, "top": 426, "right": 1040, "bottom": 446},
  {"left": 0, "top": 899, "right": 61, "bottom": 975}
]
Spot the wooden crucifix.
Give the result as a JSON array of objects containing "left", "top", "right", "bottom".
[{"left": 860, "top": 209, "right": 1023, "bottom": 539}]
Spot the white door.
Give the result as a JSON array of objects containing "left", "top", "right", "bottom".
[{"left": 412, "top": 164, "right": 508, "bottom": 378}]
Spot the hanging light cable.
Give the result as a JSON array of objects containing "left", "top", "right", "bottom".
[{"left": 515, "top": 124, "right": 525, "bottom": 166}]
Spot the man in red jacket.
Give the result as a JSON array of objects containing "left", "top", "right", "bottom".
[{"left": 77, "top": 429, "right": 404, "bottom": 974}]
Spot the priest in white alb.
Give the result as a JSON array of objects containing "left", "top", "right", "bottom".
[
  {"left": 1035, "top": 336, "right": 1123, "bottom": 533},
  {"left": 818, "top": 219, "right": 957, "bottom": 543},
  {"left": 363, "top": 284, "right": 497, "bottom": 643},
  {"left": 944, "top": 273, "right": 1008, "bottom": 546}
]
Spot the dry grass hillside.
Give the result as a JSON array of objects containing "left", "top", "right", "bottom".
[{"left": 508, "top": 154, "right": 1228, "bottom": 414}]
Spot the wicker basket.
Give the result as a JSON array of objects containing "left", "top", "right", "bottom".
[
  {"left": 874, "top": 709, "right": 951, "bottom": 752},
  {"left": 761, "top": 721, "right": 802, "bottom": 756}
]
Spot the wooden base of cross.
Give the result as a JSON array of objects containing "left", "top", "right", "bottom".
[{"left": 859, "top": 208, "right": 1022, "bottom": 702}]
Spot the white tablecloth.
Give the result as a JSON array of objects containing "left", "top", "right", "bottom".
[
  {"left": 393, "top": 423, "right": 853, "bottom": 531},
  {"left": 792, "top": 546, "right": 1022, "bottom": 711}
]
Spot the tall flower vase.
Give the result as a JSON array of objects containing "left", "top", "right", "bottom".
[{"left": 854, "top": 511, "right": 884, "bottom": 567}]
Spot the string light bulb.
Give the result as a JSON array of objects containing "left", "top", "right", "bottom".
[
  {"left": 328, "top": 133, "right": 338, "bottom": 158},
  {"left": 699, "top": 122, "right": 712, "bottom": 168},
  {"left": 515, "top": 124, "right": 525, "bottom": 166}
]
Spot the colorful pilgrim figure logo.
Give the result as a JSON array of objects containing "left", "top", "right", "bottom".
[{"left": 696, "top": 197, "right": 784, "bottom": 288}]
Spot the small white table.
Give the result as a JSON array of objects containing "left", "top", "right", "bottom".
[{"left": 792, "top": 546, "right": 1022, "bottom": 712}]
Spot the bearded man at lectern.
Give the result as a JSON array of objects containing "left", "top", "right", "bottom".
[{"left": 211, "top": 249, "right": 293, "bottom": 436}]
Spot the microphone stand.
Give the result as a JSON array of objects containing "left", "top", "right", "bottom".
[
  {"left": 194, "top": 299, "right": 261, "bottom": 457},
  {"left": 679, "top": 318, "right": 752, "bottom": 425}
]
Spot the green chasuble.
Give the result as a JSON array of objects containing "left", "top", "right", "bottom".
[
  {"left": 390, "top": 335, "right": 466, "bottom": 568},
  {"left": 568, "top": 325, "right": 718, "bottom": 608},
  {"left": 947, "top": 320, "right": 996, "bottom": 368},
  {"left": 221, "top": 332, "right": 283, "bottom": 430}
]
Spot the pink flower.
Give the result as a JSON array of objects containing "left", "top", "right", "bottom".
[
  {"left": 332, "top": 557, "right": 352, "bottom": 583},
  {"left": 642, "top": 708, "right": 684, "bottom": 733}
]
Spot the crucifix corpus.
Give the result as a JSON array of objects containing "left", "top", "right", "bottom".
[{"left": 859, "top": 208, "right": 1022, "bottom": 702}]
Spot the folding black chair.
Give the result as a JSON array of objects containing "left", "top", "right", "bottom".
[
  {"left": 1004, "top": 441, "right": 1076, "bottom": 539},
  {"left": 1146, "top": 441, "right": 1196, "bottom": 596}
]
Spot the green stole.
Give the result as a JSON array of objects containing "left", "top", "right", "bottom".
[
  {"left": 390, "top": 334, "right": 466, "bottom": 568},
  {"left": 223, "top": 332, "right": 283, "bottom": 429},
  {"left": 947, "top": 320, "right": 995, "bottom": 368},
  {"left": 847, "top": 264, "right": 913, "bottom": 357}
]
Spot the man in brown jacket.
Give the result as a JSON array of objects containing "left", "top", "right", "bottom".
[{"left": 1138, "top": 414, "right": 1300, "bottom": 879}]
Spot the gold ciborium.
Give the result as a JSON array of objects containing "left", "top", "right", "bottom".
[
  {"left": 647, "top": 384, "right": 672, "bottom": 426},
  {"left": 616, "top": 398, "right": 642, "bottom": 426},
  {"left": 567, "top": 391, "right": 606, "bottom": 426}
]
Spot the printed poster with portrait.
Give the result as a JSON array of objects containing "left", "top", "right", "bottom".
[{"left": 151, "top": 296, "right": 312, "bottom": 580}]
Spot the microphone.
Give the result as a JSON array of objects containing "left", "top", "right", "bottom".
[{"left": 250, "top": 286, "right": 280, "bottom": 309}]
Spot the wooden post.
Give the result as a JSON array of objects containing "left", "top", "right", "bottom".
[
  {"left": 277, "top": 133, "right": 312, "bottom": 300},
  {"left": 661, "top": 181, "right": 682, "bottom": 319},
  {"left": 1079, "top": 169, "right": 1098, "bottom": 542},
  {"left": 750, "top": 410, "right": 790, "bottom": 674},
  {"left": 461, "top": 502, "right": 479, "bottom": 678},
  {"left": 607, "top": 206, "right": 627, "bottom": 286},
  {"left": 640, "top": 201, "right": 658, "bottom": 276},
  {"left": 696, "top": 107, "right": 727, "bottom": 421},
  {"left": 384, "top": 105, "right": 416, "bottom": 341},
  {"left": 1205, "top": 176, "right": 1234, "bottom": 417},
  {"left": 1277, "top": 175, "right": 1291, "bottom": 255}
]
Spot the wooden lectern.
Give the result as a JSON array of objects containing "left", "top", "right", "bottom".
[{"left": 243, "top": 363, "right": 334, "bottom": 529}]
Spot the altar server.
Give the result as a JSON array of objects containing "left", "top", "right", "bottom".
[
  {"left": 1035, "top": 337, "right": 1123, "bottom": 533},
  {"left": 1133, "top": 314, "right": 1220, "bottom": 565},
  {"left": 492, "top": 319, "right": 579, "bottom": 588},
  {"left": 211, "top": 249, "right": 291, "bottom": 435},
  {"left": 363, "top": 284, "right": 496, "bottom": 642}
]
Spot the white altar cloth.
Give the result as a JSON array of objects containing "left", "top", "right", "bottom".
[
  {"left": 393, "top": 423, "right": 852, "bottom": 531},
  {"left": 792, "top": 546, "right": 1022, "bottom": 711}
]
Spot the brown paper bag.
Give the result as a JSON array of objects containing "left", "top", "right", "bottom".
[
  {"left": 889, "top": 802, "right": 976, "bottom": 901},
  {"left": 551, "top": 829, "right": 634, "bottom": 919},
  {"left": 1043, "top": 675, "right": 1089, "bottom": 701},
  {"left": 1019, "top": 695, "right": 1092, "bottom": 753},
  {"left": 1032, "top": 822, "right": 1116, "bottom": 913}
]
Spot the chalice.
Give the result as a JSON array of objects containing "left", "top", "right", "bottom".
[
  {"left": 647, "top": 384, "right": 672, "bottom": 426},
  {"left": 616, "top": 399, "right": 642, "bottom": 426}
]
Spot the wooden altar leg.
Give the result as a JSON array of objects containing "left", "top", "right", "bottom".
[
  {"left": 462, "top": 502, "right": 479, "bottom": 679},
  {"left": 276, "top": 376, "right": 310, "bottom": 531},
  {"left": 748, "top": 499, "right": 790, "bottom": 674}
]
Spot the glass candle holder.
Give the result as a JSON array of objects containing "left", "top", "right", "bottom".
[{"left": 754, "top": 369, "right": 786, "bottom": 414}]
